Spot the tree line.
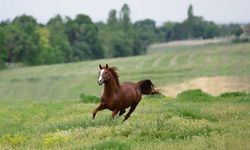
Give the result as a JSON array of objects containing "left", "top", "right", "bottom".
[{"left": 0, "top": 4, "right": 244, "bottom": 67}]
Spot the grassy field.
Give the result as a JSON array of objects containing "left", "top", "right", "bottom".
[
  {"left": 0, "top": 42, "right": 249, "bottom": 101},
  {"left": 0, "top": 91, "right": 249, "bottom": 149},
  {"left": 0, "top": 41, "right": 250, "bottom": 149}
]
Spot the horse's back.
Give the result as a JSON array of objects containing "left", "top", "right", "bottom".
[
  {"left": 121, "top": 82, "right": 142, "bottom": 103},
  {"left": 121, "top": 81, "right": 140, "bottom": 91}
]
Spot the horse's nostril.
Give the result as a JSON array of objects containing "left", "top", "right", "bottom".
[{"left": 97, "top": 80, "right": 103, "bottom": 85}]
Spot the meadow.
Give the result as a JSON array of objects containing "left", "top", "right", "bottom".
[
  {"left": 0, "top": 42, "right": 249, "bottom": 101},
  {"left": 0, "top": 91, "right": 249, "bottom": 149},
  {"left": 0, "top": 41, "right": 250, "bottom": 149}
]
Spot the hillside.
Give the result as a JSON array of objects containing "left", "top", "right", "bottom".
[{"left": 0, "top": 42, "right": 250, "bottom": 101}]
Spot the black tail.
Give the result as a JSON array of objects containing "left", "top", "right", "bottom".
[{"left": 137, "top": 79, "right": 160, "bottom": 95}]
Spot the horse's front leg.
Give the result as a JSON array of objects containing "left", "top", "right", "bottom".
[{"left": 93, "top": 103, "right": 105, "bottom": 119}]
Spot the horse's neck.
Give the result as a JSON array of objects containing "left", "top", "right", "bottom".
[{"left": 103, "top": 77, "right": 120, "bottom": 97}]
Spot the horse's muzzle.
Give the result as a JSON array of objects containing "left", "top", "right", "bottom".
[{"left": 97, "top": 80, "right": 103, "bottom": 85}]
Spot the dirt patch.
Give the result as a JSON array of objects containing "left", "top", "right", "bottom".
[{"left": 160, "top": 76, "right": 250, "bottom": 97}]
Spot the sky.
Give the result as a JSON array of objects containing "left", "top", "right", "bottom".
[{"left": 0, "top": 0, "right": 249, "bottom": 25}]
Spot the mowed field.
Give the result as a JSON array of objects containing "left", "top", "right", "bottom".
[
  {"left": 0, "top": 42, "right": 250, "bottom": 149},
  {"left": 0, "top": 42, "right": 249, "bottom": 101}
]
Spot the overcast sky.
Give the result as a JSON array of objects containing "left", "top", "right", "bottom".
[{"left": 0, "top": 0, "right": 249, "bottom": 25}]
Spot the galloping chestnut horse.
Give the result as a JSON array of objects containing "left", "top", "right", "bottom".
[{"left": 93, "top": 64, "right": 159, "bottom": 121}]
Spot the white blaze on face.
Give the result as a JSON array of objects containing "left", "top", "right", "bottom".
[{"left": 98, "top": 69, "right": 104, "bottom": 83}]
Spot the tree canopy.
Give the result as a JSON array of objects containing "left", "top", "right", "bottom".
[{"left": 0, "top": 4, "right": 245, "bottom": 67}]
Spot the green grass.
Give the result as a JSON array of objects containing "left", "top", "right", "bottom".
[
  {"left": 0, "top": 41, "right": 250, "bottom": 149},
  {"left": 79, "top": 93, "right": 99, "bottom": 103},
  {"left": 0, "top": 42, "right": 249, "bottom": 101},
  {"left": 0, "top": 91, "right": 249, "bottom": 149},
  {"left": 177, "top": 89, "right": 214, "bottom": 102}
]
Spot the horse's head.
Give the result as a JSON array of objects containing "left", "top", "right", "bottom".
[{"left": 97, "top": 64, "right": 111, "bottom": 85}]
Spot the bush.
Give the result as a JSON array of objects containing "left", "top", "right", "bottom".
[
  {"left": 79, "top": 93, "right": 100, "bottom": 103},
  {"left": 177, "top": 89, "right": 213, "bottom": 102},
  {"left": 219, "top": 92, "right": 248, "bottom": 98},
  {"left": 219, "top": 92, "right": 250, "bottom": 103}
]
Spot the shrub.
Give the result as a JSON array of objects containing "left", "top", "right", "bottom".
[
  {"left": 79, "top": 93, "right": 100, "bottom": 103},
  {"left": 219, "top": 92, "right": 248, "bottom": 98},
  {"left": 219, "top": 92, "right": 250, "bottom": 103},
  {"left": 177, "top": 89, "right": 213, "bottom": 102}
]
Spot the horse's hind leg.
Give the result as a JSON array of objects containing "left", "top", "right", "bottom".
[
  {"left": 111, "top": 110, "right": 119, "bottom": 119},
  {"left": 93, "top": 103, "right": 105, "bottom": 119},
  {"left": 119, "top": 109, "right": 126, "bottom": 116},
  {"left": 123, "top": 104, "right": 138, "bottom": 121}
]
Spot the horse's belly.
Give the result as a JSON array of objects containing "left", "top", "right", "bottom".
[
  {"left": 104, "top": 99, "right": 131, "bottom": 111},
  {"left": 104, "top": 101, "right": 118, "bottom": 111}
]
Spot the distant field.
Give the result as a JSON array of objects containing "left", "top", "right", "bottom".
[
  {"left": 148, "top": 37, "right": 231, "bottom": 49},
  {"left": 0, "top": 43, "right": 250, "bottom": 101},
  {"left": 0, "top": 42, "right": 250, "bottom": 101}
]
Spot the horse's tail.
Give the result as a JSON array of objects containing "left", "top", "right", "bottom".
[{"left": 137, "top": 79, "right": 160, "bottom": 95}]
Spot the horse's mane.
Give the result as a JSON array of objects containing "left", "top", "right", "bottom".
[{"left": 108, "top": 67, "right": 120, "bottom": 85}]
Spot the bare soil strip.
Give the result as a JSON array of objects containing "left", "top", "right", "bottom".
[{"left": 161, "top": 76, "right": 250, "bottom": 97}]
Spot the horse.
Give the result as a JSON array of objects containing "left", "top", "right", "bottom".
[{"left": 93, "top": 64, "right": 159, "bottom": 121}]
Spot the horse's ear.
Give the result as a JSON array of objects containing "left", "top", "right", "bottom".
[
  {"left": 99, "top": 64, "right": 102, "bottom": 69},
  {"left": 106, "top": 64, "right": 109, "bottom": 68}
]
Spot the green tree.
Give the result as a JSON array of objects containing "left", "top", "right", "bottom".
[
  {"left": 0, "top": 24, "right": 26, "bottom": 63},
  {"left": 12, "top": 15, "right": 40, "bottom": 65},
  {"left": 120, "top": 4, "right": 131, "bottom": 31},
  {"left": 0, "top": 27, "right": 6, "bottom": 68},
  {"left": 161, "top": 22, "right": 175, "bottom": 41},
  {"left": 13, "top": 15, "right": 37, "bottom": 34},
  {"left": 66, "top": 14, "right": 103, "bottom": 61},
  {"left": 133, "top": 19, "right": 158, "bottom": 54},
  {"left": 111, "top": 31, "right": 133, "bottom": 57},
  {"left": 36, "top": 26, "right": 63, "bottom": 64},
  {"left": 183, "top": 4, "right": 220, "bottom": 39},
  {"left": 172, "top": 23, "right": 189, "bottom": 40},
  {"left": 107, "top": 9, "right": 118, "bottom": 28},
  {"left": 47, "top": 15, "right": 73, "bottom": 63},
  {"left": 204, "top": 21, "right": 219, "bottom": 38},
  {"left": 188, "top": 4, "right": 194, "bottom": 19}
]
